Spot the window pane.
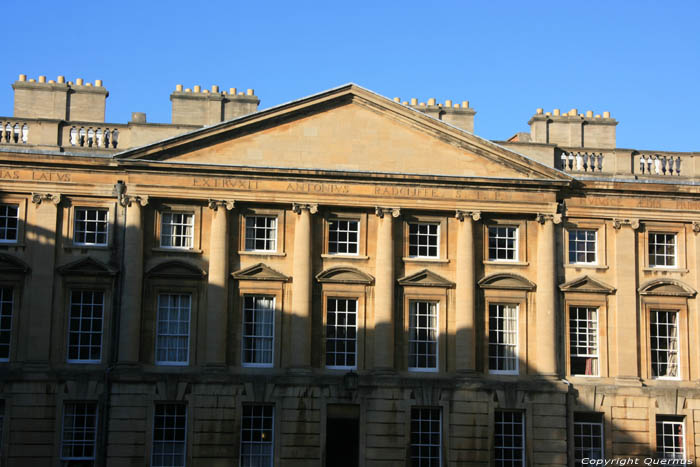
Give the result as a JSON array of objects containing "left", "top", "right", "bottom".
[
  {"left": 410, "top": 408, "right": 441, "bottom": 467},
  {"left": 245, "top": 216, "right": 277, "bottom": 252},
  {"left": 152, "top": 403, "right": 187, "bottom": 467},
  {"left": 156, "top": 294, "right": 191, "bottom": 365},
  {"left": 61, "top": 402, "right": 98, "bottom": 461},
  {"left": 241, "top": 405, "right": 274, "bottom": 467},
  {"left": 326, "top": 298, "right": 358, "bottom": 368},
  {"left": 0, "top": 204, "right": 19, "bottom": 242},
  {"left": 408, "top": 223, "right": 439, "bottom": 258},
  {"left": 489, "top": 304, "right": 518, "bottom": 373},
  {"left": 242, "top": 296, "right": 275, "bottom": 366},
  {"left": 569, "top": 307, "right": 599, "bottom": 376},
  {"left": 488, "top": 226, "right": 517, "bottom": 261},
  {"left": 408, "top": 301, "right": 438, "bottom": 370},
  {"left": 67, "top": 291, "right": 104, "bottom": 363}
]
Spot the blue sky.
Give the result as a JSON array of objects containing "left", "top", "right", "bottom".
[{"left": 2, "top": 1, "right": 698, "bottom": 151}]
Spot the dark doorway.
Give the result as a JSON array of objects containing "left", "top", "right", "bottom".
[{"left": 326, "top": 404, "right": 360, "bottom": 467}]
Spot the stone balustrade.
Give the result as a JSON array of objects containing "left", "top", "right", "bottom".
[
  {"left": 560, "top": 151, "right": 604, "bottom": 173},
  {"left": 2, "top": 121, "right": 28, "bottom": 144}
]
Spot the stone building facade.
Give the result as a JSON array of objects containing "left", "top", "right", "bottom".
[{"left": 1, "top": 74, "right": 700, "bottom": 466}]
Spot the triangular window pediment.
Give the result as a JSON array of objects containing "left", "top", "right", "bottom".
[
  {"left": 0, "top": 253, "right": 30, "bottom": 274},
  {"left": 638, "top": 279, "right": 696, "bottom": 298},
  {"left": 57, "top": 257, "right": 116, "bottom": 277},
  {"left": 316, "top": 267, "right": 374, "bottom": 285},
  {"left": 232, "top": 263, "right": 289, "bottom": 282},
  {"left": 559, "top": 275, "right": 616, "bottom": 294},
  {"left": 398, "top": 269, "right": 454, "bottom": 288},
  {"left": 478, "top": 273, "right": 535, "bottom": 291},
  {"left": 146, "top": 260, "right": 206, "bottom": 279}
]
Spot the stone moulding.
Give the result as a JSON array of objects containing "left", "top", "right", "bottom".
[
  {"left": 558, "top": 275, "right": 616, "bottom": 294},
  {"left": 477, "top": 273, "right": 535, "bottom": 291},
  {"left": 145, "top": 260, "right": 206, "bottom": 279},
  {"left": 638, "top": 278, "right": 696, "bottom": 297},
  {"left": 397, "top": 269, "right": 454, "bottom": 288},
  {"left": 315, "top": 266, "right": 374, "bottom": 285},
  {"left": 0, "top": 253, "right": 31, "bottom": 274},
  {"left": 56, "top": 256, "right": 117, "bottom": 277},
  {"left": 231, "top": 262, "right": 289, "bottom": 282}
]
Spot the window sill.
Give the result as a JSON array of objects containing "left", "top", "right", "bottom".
[
  {"left": 322, "top": 254, "right": 369, "bottom": 260},
  {"left": 642, "top": 267, "right": 689, "bottom": 273},
  {"left": 565, "top": 264, "right": 609, "bottom": 270},
  {"left": 402, "top": 257, "right": 450, "bottom": 264},
  {"left": 483, "top": 260, "right": 529, "bottom": 267},
  {"left": 64, "top": 245, "right": 111, "bottom": 252},
  {"left": 238, "top": 250, "right": 287, "bottom": 257},
  {"left": 152, "top": 247, "right": 203, "bottom": 254}
]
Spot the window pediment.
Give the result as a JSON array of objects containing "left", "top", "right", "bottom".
[
  {"left": 57, "top": 257, "right": 117, "bottom": 277},
  {"left": 146, "top": 260, "right": 206, "bottom": 279},
  {"left": 0, "top": 253, "right": 30, "bottom": 274},
  {"left": 559, "top": 275, "right": 616, "bottom": 295},
  {"left": 232, "top": 263, "right": 289, "bottom": 282},
  {"left": 478, "top": 273, "right": 535, "bottom": 291},
  {"left": 398, "top": 269, "right": 454, "bottom": 288},
  {"left": 638, "top": 279, "right": 696, "bottom": 298},
  {"left": 316, "top": 266, "right": 373, "bottom": 285}
]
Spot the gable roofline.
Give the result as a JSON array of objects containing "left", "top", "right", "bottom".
[{"left": 114, "top": 83, "right": 572, "bottom": 182}]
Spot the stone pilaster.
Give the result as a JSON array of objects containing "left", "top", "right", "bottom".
[
  {"left": 205, "top": 199, "right": 234, "bottom": 367},
  {"left": 290, "top": 202, "right": 317, "bottom": 369},
  {"left": 118, "top": 195, "right": 148, "bottom": 363},
  {"left": 455, "top": 210, "right": 480, "bottom": 372},
  {"left": 613, "top": 218, "right": 640, "bottom": 381},
  {"left": 535, "top": 213, "right": 561, "bottom": 376},
  {"left": 374, "top": 207, "right": 400, "bottom": 371}
]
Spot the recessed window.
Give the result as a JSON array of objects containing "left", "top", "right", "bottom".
[
  {"left": 650, "top": 310, "right": 679, "bottom": 379},
  {"left": 656, "top": 416, "right": 685, "bottom": 460},
  {"left": 569, "top": 306, "right": 599, "bottom": 376},
  {"left": 160, "top": 212, "right": 194, "bottom": 249},
  {"left": 67, "top": 291, "right": 104, "bottom": 363},
  {"left": 489, "top": 304, "right": 518, "bottom": 374},
  {"left": 242, "top": 296, "right": 274, "bottom": 367},
  {"left": 410, "top": 407, "right": 441, "bottom": 467},
  {"left": 409, "top": 223, "right": 439, "bottom": 258},
  {"left": 408, "top": 301, "right": 438, "bottom": 371},
  {"left": 0, "top": 287, "right": 13, "bottom": 361},
  {"left": 155, "top": 294, "right": 191, "bottom": 365},
  {"left": 74, "top": 208, "right": 109, "bottom": 246},
  {"left": 326, "top": 298, "right": 357, "bottom": 369},
  {"left": 0, "top": 204, "right": 19, "bottom": 243},
  {"left": 245, "top": 216, "right": 277, "bottom": 252},
  {"left": 569, "top": 229, "right": 596, "bottom": 264},
  {"left": 574, "top": 413, "right": 604, "bottom": 465},
  {"left": 488, "top": 226, "right": 518, "bottom": 261},
  {"left": 152, "top": 403, "right": 187, "bottom": 467},
  {"left": 328, "top": 219, "right": 359, "bottom": 255},
  {"left": 61, "top": 402, "right": 98, "bottom": 465},
  {"left": 241, "top": 405, "right": 274, "bottom": 467},
  {"left": 494, "top": 410, "right": 525, "bottom": 467},
  {"left": 649, "top": 232, "right": 676, "bottom": 267}
]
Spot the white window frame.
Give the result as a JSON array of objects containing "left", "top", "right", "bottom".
[
  {"left": 650, "top": 310, "right": 680, "bottom": 380},
  {"left": 67, "top": 290, "right": 104, "bottom": 364},
  {"left": 410, "top": 407, "right": 442, "bottom": 467},
  {"left": 0, "top": 287, "right": 13, "bottom": 362},
  {"left": 568, "top": 229, "right": 597, "bottom": 265},
  {"left": 61, "top": 402, "right": 98, "bottom": 463},
  {"left": 244, "top": 215, "right": 278, "bottom": 252},
  {"left": 408, "top": 300, "right": 438, "bottom": 372},
  {"left": 0, "top": 204, "right": 19, "bottom": 244},
  {"left": 495, "top": 410, "right": 525, "bottom": 467},
  {"left": 408, "top": 222, "right": 440, "bottom": 259},
  {"left": 573, "top": 413, "right": 604, "bottom": 465},
  {"left": 569, "top": 306, "right": 599, "bottom": 377},
  {"left": 327, "top": 218, "right": 360, "bottom": 256},
  {"left": 241, "top": 295, "right": 275, "bottom": 368},
  {"left": 488, "top": 226, "right": 519, "bottom": 262},
  {"left": 325, "top": 298, "right": 358, "bottom": 369},
  {"left": 656, "top": 416, "right": 685, "bottom": 460},
  {"left": 240, "top": 404, "right": 274, "bottom": 467},
  {"left": 648, "top": 232, "right": 677, "bottom": 268},
  {"left": 73, "top": 207, "right": 109, "bottom": 246},
  {"left": 488, "top": 303, "right": 519, "bottom": 375},
  {"left": 155, "top": 294, "right": 191, "bottom": 366},
  {"left": 160, "top": 211, "right": 195, "bottom": 250},
  {"left": 152, "top": 403, "right": 187, "bottom": 467}
]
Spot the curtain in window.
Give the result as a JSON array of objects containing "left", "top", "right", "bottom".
[
  {"left": 503, "top": 305, "right": 517, "bottom": 371},
  {"left": 585, "top": 308, "right": 598, "bottom": 376},
  {"left": 667, "top": 313, "right": 679, "bottom": 377}
]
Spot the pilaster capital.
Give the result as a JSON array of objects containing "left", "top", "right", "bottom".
[
  {"left": 456, "top": 210, "right": 481, "bottom": 222},
  {"left": 31, "top": 192, "right": 61, "bottom": 205},
  {"left": 207, "top": 199, "right": 235, "bottom": 211},
  {"left": 536, "top": 213, "right": 562, "bottom": 225},
  {"left": 375, "top": 207, "right": 400, "bottom": 218},
  {"left": 693, "top": 221, "right": 700, "bottom": 233},
  {"left": 292, "top": 202, "right": 318, "bottom": 215},
  {"left": 612, "top": 218, "right": 640, "bottom": 230},
  {"left": 120, "top": 195, "right": 149, "bottom": 208}
]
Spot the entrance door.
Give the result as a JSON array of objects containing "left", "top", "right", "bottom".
[{"left": 326, "top": 404, "right": 360, "bottom": 467}]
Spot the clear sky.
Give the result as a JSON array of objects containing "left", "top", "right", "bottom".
[{"left": 2, "top": 1, "right": 698, "bottom": 151}]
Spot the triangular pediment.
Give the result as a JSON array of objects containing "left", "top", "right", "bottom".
[
  {"left": 559, "top": 275, "right": 616, "bottom": 294},
  {"left": 639, "top": 279, "right": 696, "bottom": 297},
  {"left": 478, "top": 273, "right": 535, "bottom": 291},
  {"left": 146, "top": 260, "right": 206, "bottom": 279},
  {"left": 57, "top": 257, "right": 117, "bottom": 276},
  {"left": 232, "top": 263, "right": 289, "bottom": 282},
  {"left": 398, "top": 269, "right": 454, "bottom": 288},
  {"left": 117, "top": 85, "right": 570, "bottom": 183},
  {"left": 0, "top": 253, "right": 30, "bottom": 274},
  {"left": 316, "top": 267, "right": 374, "bottom": 285}
]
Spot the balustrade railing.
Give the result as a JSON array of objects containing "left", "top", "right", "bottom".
[
  {"left": 69, "top": 126, "right": 119, "bottom": 148},
  {"left": 560, "top": 151, "right": 603, "bottom": 172},
  {"left": 2, "top": 122, "right": 28, "bottom": 144},
  {"left": 636, "top": 154, "right": 681, "bottom": 176}
]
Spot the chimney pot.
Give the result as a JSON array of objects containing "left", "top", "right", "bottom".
[
  {"left": 95, "top": 79, "right": 103, "bottom": 87},
  {"left": 536, "top": 108, "right": 543, "bottom": 114},
  {"left": 38, "top": 76, "right": 46, "bottom": 83},
  {"left": 76, "top": 78, "right": 84, "bottom": 85},
  {"left": 410, "top": 98, "right": 417, "bottom": 106},
  {"left": 194, "top": 85, "right": 201, "bottom": 93},
  {"left": 57, "top": 75, "right": 65, "bottom": 83},
  {"left": 18, "top": 74, "right": 27, "bottom": 81},
  {"left": 603, "top": 111, "right": 611, "bottom": 118},
  {"left": 445, "top": 99, "right": 453, "bottom": 107},
  {"left": 212, "top": 85, "right": 219, "bottom": 92},
  {"left": 553, "top": 109, "right": 560, "bottom": 116},
  {"left": 246, "top": 88, "right": 254, "bottom": 96},
  {"left": 428, "top": 98, "right": 436, "bottom": 106},
  {"left": 175, "top": 84, "right": 183, "bottom": 91},
  {"left": 462, "top": 100, "right": 469, "bottom": 108}
]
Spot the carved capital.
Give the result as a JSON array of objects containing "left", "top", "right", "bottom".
[
  {"left": 292, "top": 203, "right": 318, "bottom": 215},
  {"left": 456, "top": 210, "right": 481, "bottom": 222},
  {"left": 612, "top": 218, "right": 640, "bottom": 230},
  {"left": 208, "top": 199, "right": 235, "bottom": 211},
  {"left": 536, "top": 213, "right": 559, "bottom": 225},
  {"left": 693, "top": 221, "right": 700, "bottom": 233},
  {"left": 375, "top": 207, "right": 401, "bottom": 218},
  {"left": 31, "top": 193, "right": 61, "bottom": 205},
  {"left": 120, "top": 195, "right": 149, "bottom": 208}
]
